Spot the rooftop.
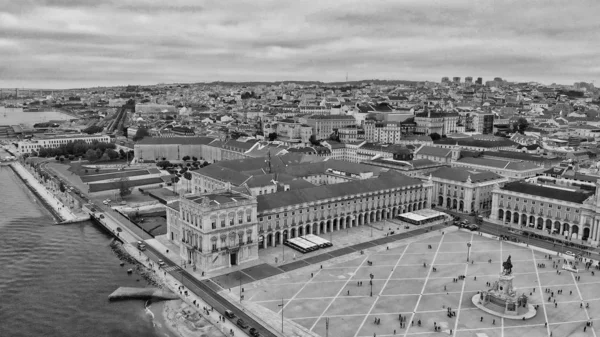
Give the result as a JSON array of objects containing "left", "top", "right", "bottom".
[
  {"left": 136, "top": 136, "right": 215, "bottom": 145},
  {"left": 430, "top": 167, "right": 504, "bottom": 183},
  {"left": 257, "top": 171, "right": 421, "bottom": 212},
  {"left": 500, "top": 181, "right": 592, "bottom": 204},
  {"left": 185, "top": 191, "right": 252, "bottom": 206}
]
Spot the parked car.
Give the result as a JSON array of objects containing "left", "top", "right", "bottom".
[
  {"left": 157, "top": 259, "right": 166, "bottom": 267},
  {"left": 99, "top": 214, "right": 105, "bottom": 219},
  {"left": 224, "top": 310, "right": 235, "bottom": 319},
  {"left": 249, "top": 327, "right": 260, "bottom": 336},
  {"left": 236, "top": 319, "right": 249, "bottom": 329},
  {"left": 565, "top": 251, "right": 575, "bottom": 257}
]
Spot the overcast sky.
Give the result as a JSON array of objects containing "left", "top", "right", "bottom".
[{"left": 1, "top": 0, "right": 599, "bottom": 89}]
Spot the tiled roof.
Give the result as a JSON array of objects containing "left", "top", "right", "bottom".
[
  {"left": 135, "top": 136, "right": 216, "bottom": 145},
  {"left": 194, "top": 165, "right": 250, "bottom": 186},
  {"left": 416, "top": 146, "right": 452, "bottom": 157},
  {"left": 456, "top": 157, "right": 539, "bottom": 170},
  {"left": 257, "top": 171, "right": 422, "bottom": 212},
  {"left": 430, "top": 167, "right": 504, "bottom": 183},
  {"left": 501, "top": 181, "right": 591, "bottom": 204}
]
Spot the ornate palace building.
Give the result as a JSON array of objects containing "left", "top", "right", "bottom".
[
  {"left": 166, "top": 190, "right": 258, "bottom": 272},
  {"left": 490, "top": 177, "right": 600, "bottom": 244}
]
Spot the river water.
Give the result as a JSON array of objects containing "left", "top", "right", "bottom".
[
  {"left": 0, "top": 166, "right": 172, "bottom": 337},
  {"left": 0, "top": 106, "right": 74, "bottom": 125}
]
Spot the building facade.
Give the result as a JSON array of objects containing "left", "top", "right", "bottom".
[
  {"left": 429, "top": 167, "right": 508, "bottom": 214},
  {"left": 166, "top": 191, "right": 258, "bottom": 272},
  {"left": 18, "top": 134, "right": 111, "bottom": 154},
  {"left": 305, "top": 115, "right": 356, "bottom": 140},
  {"left": 490, "top": 178, "right": 600, "bottom": 245},
  {"left": 364, "top": 120, "right": 403, "bottom": 144},
  {"left": 255, "top": 171, "right": 433, "bottom": 249}
]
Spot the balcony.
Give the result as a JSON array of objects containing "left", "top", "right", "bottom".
[{"left": 212, "top": 248, "right": 218, "bottom": 253}]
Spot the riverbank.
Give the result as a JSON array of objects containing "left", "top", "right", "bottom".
[
  {"left": 9, "top": 162, "right": 79, "bottom": 222},
  {"left": 119, "top": 242, "right": 228, "bottom": 337}
]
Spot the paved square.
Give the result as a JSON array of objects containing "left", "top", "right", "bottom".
[{"left": 241, "top": 230, "right": 600, "bottom": 337}]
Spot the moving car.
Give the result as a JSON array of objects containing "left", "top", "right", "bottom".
[
  {"left": 236, "top": 318, "right": 249, "bottom": 329},
  {"left": 157, "top": 259, "right": 166, "bottom": 267},
  {"left": 224, "top": 310, "right": 235, "bottom": 319},
  {"left": 467, "top": 224, "right": 479, "bottom": 231},
  {"left": 249, "top": 327, "right": 260, "bottom": 336},
  {"left": 565, "top": 251, "right": 575, "bottom": 257}
]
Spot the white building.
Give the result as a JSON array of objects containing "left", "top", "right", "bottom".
[
  {"left": 17, "top": 134, "right": 111, "bottom": 154},
  {"left": 166, "top": 190, "right": 258, "bottom": 272}
]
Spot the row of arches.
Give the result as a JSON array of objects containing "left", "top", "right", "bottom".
[
  {"left": 497, "top": 209, "right": 590, "bottom": 240},
  {"left": 258, "top": 203, "right": 426, "bottom": 249}
]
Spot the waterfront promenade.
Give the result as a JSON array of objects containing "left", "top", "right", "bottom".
[{"left": 9, "top": 162, "right": 83, "bottom": 222}]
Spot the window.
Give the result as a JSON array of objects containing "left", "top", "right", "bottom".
[
  {"left": 212, "top": 243, "right": 217, "bottom": 251},
  {"left": 211, "top": 220, "right": 216, "bottom": 230},
  {"left": 238, "top": 216, "right": 242, "bottom": 224},
  {"left": 557, "top": 206, "right": 561, "bottom": 210},
  {"left": 221, "top": 219, "right": 225, "bottom": 228},
  {"left": 229, "top": 218, "right": 234, "bottom": 226},
  {"left": 247, "top": 214, "right": 251, "bottom": 222}
]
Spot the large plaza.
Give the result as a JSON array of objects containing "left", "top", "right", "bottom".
[{"left": 235, "top": 230, "right": 600, "bottom": 337}]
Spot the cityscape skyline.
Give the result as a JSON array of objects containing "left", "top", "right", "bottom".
[{"left": 1, "top": 0, "right": 599, "bottom": 89}]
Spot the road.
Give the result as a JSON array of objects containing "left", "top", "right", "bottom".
[
  {"left": 144, "top": 245, "right": 279, "bottom": 337},
  {"left": 479, "top": 222, "right": 600, "bottom": 260}
]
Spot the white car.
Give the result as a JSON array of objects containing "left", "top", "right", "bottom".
[{"left": 565, "top": 251, "right": 575, "bottom": 256}]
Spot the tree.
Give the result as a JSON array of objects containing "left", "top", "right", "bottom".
[
  {"left": 182, "top": 155, "right": 191, "bottom": 161},
  {"left": 192, "top": 156, "right": 198, "bottom": 162},
  {"left": 106, "top": 149, "right": 120, "bottom": 160},
  {"left": 118, "top": 177, "right": 132, "bottom": 198},
  {"left": 183, "top": 171, "right": 192, "bottom": 180},
  {"left": 156, "top": 160, "right": 171, "bottom": 169},
  {"left": 429, "top": 132, "right": 441, "bottom": 141},
  {"left": 309, "top": 135, "right": 320, "bottom": 146},
  {"left": 119, "top": 149, "right": 126, "bottom": 159},
  {"left": 133, "top": 128, "right": 150, "bottom": 141},
  {"left": 512, "top": 117, "right": 529, "bottom": 134},
  {"left": 83, "top": 125, "right": 104, "bottom": 134},
  {"left": 55, "top": 155, "right": 60, "bottom": 161},
  {"left": 31, "top": 150, "right": 38, "bottom": 157},
  {"left": 59, "top": 182, "right": 66, "bottom": 193},
  {"left": 268, "top": 132, "right": 278, "bottom": 141},
  {"left": 201, "top": 161, "right": 209, "bottom": 167}
]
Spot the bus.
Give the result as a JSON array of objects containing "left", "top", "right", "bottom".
[{"left": 303, "top": 234, "right": 333, "bottom": 248}]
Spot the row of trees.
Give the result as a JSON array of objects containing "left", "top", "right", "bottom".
[{"left": 32, "top": 140, "right": 132, "bottom": 162}]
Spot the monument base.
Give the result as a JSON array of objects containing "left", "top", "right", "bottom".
[{"left": 471, "top": 294, "right": 537, "bottom": 320}]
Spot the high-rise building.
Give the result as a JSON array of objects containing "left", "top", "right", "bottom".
[
  {"left": 465, "top": 77, "right": 473, "bottom": 85},
  {"left": 476, "top": 77, "right": 483, "bottom": 85},
  {"left": 453, "top": 77, "right": 461, "bottom": 84},
  {"left": 441, "top": 77, "right": 450, "bottom": 84},
  {"left": 493, "top": 77, "right": 503, "bottom": 82}
]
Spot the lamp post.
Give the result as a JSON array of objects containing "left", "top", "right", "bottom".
[
  {"left": 277, "top": 298, "right": 284, "bottom": 333},
  {"left": 370, "top": 274, "right": 374, "bottom": 297},
  {"left": 467, "top": 242, "right": 472, "bottom": 262}
]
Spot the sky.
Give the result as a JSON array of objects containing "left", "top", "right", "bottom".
[{"left": 1, "top": 0, "right": 599, "bottom": 89}]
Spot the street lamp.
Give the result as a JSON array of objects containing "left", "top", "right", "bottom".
[
  {"left": 370, "top": 274, "right": 374, "bottom": 297},
  {"left": 467, "top": 242, "right": 472, "bottom": 262},
  {"left": 277, "top": 298, "right": 284, "bottom": 333}
]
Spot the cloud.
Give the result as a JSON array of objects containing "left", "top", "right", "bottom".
[{"left": 0, "top": 0, "right": 599, "bottom": 88}]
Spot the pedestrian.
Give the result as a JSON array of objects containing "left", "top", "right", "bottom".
[
  {"left": 570, "top": 290, "right": 573, "bottom": 295},
  {"left": 493, "top": 319, "right": 495, "bottom": 325},
  {"left": 480, "top": 316, "right": 483, "bottom": 322},
  {"left": 555, "top": 303, "right": 558, "bottom": 308},
  {"left": 311, "top": 272, "right": 313, "bottom": 277},
  {"left": 348, "top": 290, "right": 350, "bottom": 295}
]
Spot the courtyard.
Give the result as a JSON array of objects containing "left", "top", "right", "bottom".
[{"left": 236, "top": 230, "right": 600, "bottom": 337}]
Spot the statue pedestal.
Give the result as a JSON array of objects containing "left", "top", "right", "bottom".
[{"left": 497, "top": 273, "right": 515, "bottom": 296}]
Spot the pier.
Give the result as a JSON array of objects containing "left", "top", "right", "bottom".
[{"left": 108, "top": 287, "right": 179, "bottom": 302}]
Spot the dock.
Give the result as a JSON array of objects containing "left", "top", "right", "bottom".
[{"left": 108, "top": 287, "right": 179, "bottom": 302}]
